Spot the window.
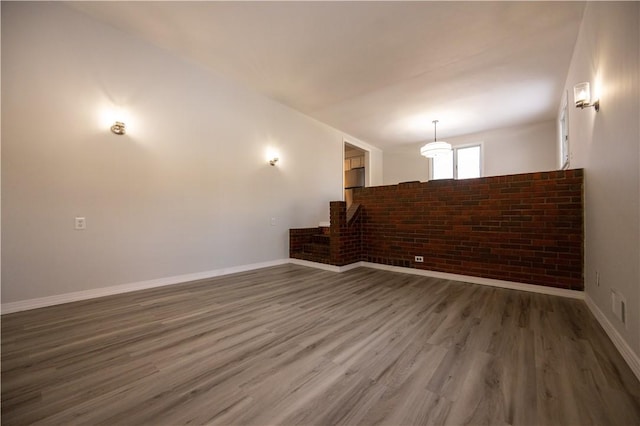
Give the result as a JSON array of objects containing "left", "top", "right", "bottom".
[
  {"left": 431, "top": 150, "right": 454, "bottom": 180},
  {"left": 431, "top": 144, "right": 482, "bottom": 180},
  {"left": 559, "top": 91, "right": 569, "bottom": 169}
]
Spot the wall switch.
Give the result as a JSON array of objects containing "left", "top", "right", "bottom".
[
  {"left": 75, "top": 217, "right": 86, "bottom": 230},
  {"left": 270, "top": 217, "right": 276, "bottom": 226},
  {"left": 415, "top": 256, "right": 424, "bottom": 262}
]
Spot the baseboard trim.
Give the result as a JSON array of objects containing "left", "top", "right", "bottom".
[
  {"left": 361, "top": 262, "right": 585, "bottom": 299},
  {"left": 288, "top": 258, "right": 342, "bottom": 272},
  {"left": 288, "top": 258, "right": 362, "bottom": 273},
  {"left": 0, "top": 257, "right": 584, "bottom": 312},
  {"left": 585, "top": 294, "right": 640, "bottom": 381},
  {"left": 1, "top": 259, "right": 289, "bottom": 315},
  {"left": 290, "top": 259, "right": 584, "bottom": 300}
]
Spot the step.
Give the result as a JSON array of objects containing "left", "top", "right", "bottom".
[
  {"left": 290, "top": 251, "right": 332, "bottom": 265},
  {"left": 303, "top": 242, "right": 330, "bottom": 256}
]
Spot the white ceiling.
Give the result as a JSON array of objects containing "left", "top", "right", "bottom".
[{"left": 68, "top": 1, "right": 585, "bottom": 150}]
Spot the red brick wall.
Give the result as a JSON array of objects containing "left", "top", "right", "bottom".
[
  {"left": 329, "top": 202, "right": 362, "bottom": 266},
  {"left": 290, "top": 228, "right": 324, "bottom": 263},
  {"left": 352, "top": 169, "right": 584, "bottom": 290}
]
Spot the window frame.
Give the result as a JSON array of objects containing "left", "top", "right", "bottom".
[
  {"left": 429, "top": 142, "right": 483, "bottom": 181},
  {"left": 559, "top": 90, "right": 570, "bottom": 170}
]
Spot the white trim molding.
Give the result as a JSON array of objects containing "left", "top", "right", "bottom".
[
  {"left": 360, "top": 262, "right": 584, "bottom": 299},
  {"left": 291, "top": 259, "right": 584, "bottom": 300},
  {"left": 1, "top": 259, "right": 289, "bottom": 315},
  {"left": 288, "top": 258, "right": 362, "bottom": 273},
  {"left": 288, "top": 258, "right": 342, "bottom": 273},
  {"left": 4, "top": 258, "right": 585, "bottom": 315},
  {"left": 585, "top": 295, "right": 640, "bottom": 381}
]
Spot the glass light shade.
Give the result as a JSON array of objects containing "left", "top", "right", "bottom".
[
  {"left": 420, "top": 141, "right": 452, "bottom": 158},
  {"left": 574, "top": 82, "right": 590, "bottom": 107}
]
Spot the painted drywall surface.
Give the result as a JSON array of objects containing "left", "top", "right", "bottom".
[
  {"left": 562, "top": 2, "right": 639, "bottom": 354},
  {"left": 383, "top": 150, "right": 430, "bottom": 185},
  {"left": 1, "top": 3, "right": 368, "bottom": 303},
  {"left": 368, "top": 149, "right": 383, "bottom": 186},
  {"left": 382, "top": 120, "right": 557, "bottom": 185}
]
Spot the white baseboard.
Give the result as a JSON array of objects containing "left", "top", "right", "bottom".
[
  {"left": 291, "top": 259, "right": 584, "bottom": 300},
  {"left": 4, "top": 257, "right": 584, "bottom": 315},
  {"left": 288, "top": 258, "right": 342, "bottom": 272},
  {"left": 360, "top": 262, "right": 585, "bottom": 299},
  {"left": 288, "top": 258, "right": 361, "bottom": 273},
  {"left": 585, "top": 295, "right": 640, "bottom": 381},
  {"left": 1, "top": 259, "right": 288, "bottom": 315}
]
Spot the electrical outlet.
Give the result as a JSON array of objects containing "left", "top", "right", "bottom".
[
  {"left": 414, "top": 256, "right": 424, "bottom": 262},
  {"left": 611, "top": 289, "right": 628, "bottom": 326},
  {"left": 74, "top": 217, "right": 86, "bottom": 230}
]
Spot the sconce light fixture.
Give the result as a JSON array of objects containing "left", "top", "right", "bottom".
[
  {"left": 110, "top": 121, "right": 126, "bottom": 135},
  {"left": 420, "top": 120, "right": 452, "bottom": 158},
  {"left": 269, "top": 157, "right": 279, "bottom": 166},
  {"left": 573, "top": 82, "right": 599, "bottom": 112}
]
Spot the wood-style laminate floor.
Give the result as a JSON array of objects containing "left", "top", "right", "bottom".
[{"left": 2, "top": 265, "right": 640, "bottom": 425}]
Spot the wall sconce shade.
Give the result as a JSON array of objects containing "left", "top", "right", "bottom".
[
  {"left": 111, "top": 121, "right": 126, "bottom": 135},
  {"left": 573, "top": 82, "right": 599, "bottom": 112},
  {"left": 269, "top": 157, "right": 279, "bottom": 166}
]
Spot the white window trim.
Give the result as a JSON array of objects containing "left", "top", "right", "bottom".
[
  {"left": 558, "top": 90, "right": 570, "bottom": 170},
  {"left": 429, "top": 142, "right": 484, "bottom": 180}
]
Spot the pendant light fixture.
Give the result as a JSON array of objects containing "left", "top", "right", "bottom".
[{"left": 420, "top": 120, "right": 452, "bottom": 158}]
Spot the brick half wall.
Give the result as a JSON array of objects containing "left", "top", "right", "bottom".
[
  {"left": 329, "top": 202, "right": 362, "bottom": 266},
  {"left": 352, "top": 169, "right": 584, "bottom": 290}
]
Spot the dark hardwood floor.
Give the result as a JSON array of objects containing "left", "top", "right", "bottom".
[{"left": 2, "top": 264, "right": 639, "bottom": 425}]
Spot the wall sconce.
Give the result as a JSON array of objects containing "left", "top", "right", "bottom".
[
  {"left": 110, "top": 121, "right": 126, "bottom": 135},
  {"left": 574, "top": 82, "right": 599, "bottom": 112},
  {"left": 269, "top": 157, "right": 279, "bottom": 166}
]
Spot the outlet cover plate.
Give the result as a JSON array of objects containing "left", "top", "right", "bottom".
[{"left": 74, "top": 217, "right": 86, "bottom": 230}]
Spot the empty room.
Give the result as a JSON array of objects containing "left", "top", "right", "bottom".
[{"left": 2, "top": 1, "right": 639, "bottom": 425}]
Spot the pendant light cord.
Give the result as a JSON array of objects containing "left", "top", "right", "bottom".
[{"left": 433, "top": 120, "right": 439, "bottom": 142}]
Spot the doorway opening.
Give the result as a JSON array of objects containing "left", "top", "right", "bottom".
[{"left": 344, "top": 142, "right": 368, "bottom": 208}]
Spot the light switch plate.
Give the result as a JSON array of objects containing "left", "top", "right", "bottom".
[{"left": 75, "top": 217, "right": 86, "bottom": 230}]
